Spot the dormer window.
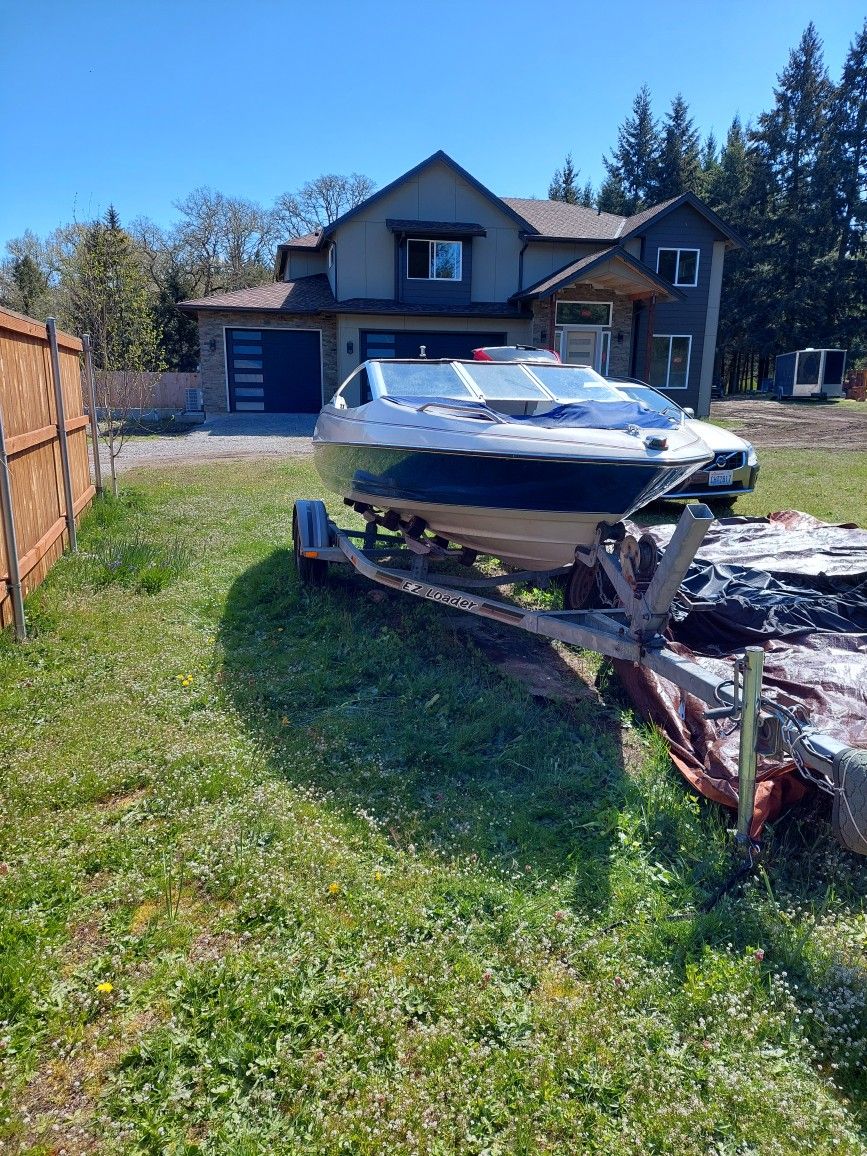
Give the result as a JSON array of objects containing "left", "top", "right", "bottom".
[{"left": 407, "top": 239, "right": 462, "bottom": 281}]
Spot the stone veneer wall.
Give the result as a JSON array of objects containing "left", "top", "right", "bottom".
[
  {"left": 531, "top": 286, "right": 633, "bottom": 378},
  {"left": 195, "top": 311, "right": 338, "bottom": 413}
]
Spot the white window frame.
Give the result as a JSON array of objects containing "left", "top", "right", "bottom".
[
  {"left": 651, "top": 334, "right": 692, "bottom": 390},
  {"left": 656, "top": 247, "right": 700, "bottom": 287},
  {"left": 555, "top": 300, "right": 613, "bottom": 327},
  {"left": 406, "top": 238, "right": 463, "bottom": 281},
  {"left": 328, "top": 243, "right": 335, "bottom": 269}
]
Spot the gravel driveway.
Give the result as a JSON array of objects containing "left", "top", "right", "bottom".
[{"left": 105, "top": 413, "right": 316, "bottom": 474}]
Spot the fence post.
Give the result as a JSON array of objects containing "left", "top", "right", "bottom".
[
  {"left": 46, "top": 317, "right": 77, "bottom": 553},
  {"left": 82, "top": 334, "right": 103, "bottom": 495},
  {"left": 0, "top": 400, "right": 26, "bottom": 641}
]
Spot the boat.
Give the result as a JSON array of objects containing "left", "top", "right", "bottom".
[{"left": 312, "top": 359, "right": 713, "bottom": 570}]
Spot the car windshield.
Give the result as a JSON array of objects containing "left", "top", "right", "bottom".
[
  {"left": 528, "top": 365, "right": 630, "bottom": 403},
  {"left": 615, "top": 383, "right": 684, "bottom": 418},
  {"left": 377, "top": 361, "right": 474, "bottom": 399}
]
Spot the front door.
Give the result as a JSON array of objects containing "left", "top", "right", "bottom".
[
  {"left": 558, "top": 328, "right": 611, "bottom": 374},
  {"left": 562, "top": 329, "right": 597, "bottom": 367}
]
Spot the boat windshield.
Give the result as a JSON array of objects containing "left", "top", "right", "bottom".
[
  {"left": 377, "top": 361, "right": 474, "bottom": 399},
  {"left": 459, "top": 361, "right": 551, "bottom": 401},
  {"left": 528, "top": 365, "right": 630, "bottom": 403}
]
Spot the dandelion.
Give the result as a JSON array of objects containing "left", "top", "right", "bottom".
[
  {"left": 328, "top": 882, "right": 341, "bottom": 895},
  {"left": 374, "top": 871, "right": 383, "bottom": 882},
  {"left": 96, "top": 982, "right": 114, "bottom": 994}
]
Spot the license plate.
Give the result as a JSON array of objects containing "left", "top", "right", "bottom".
[{"left": 708, "top": 470, "right": 733, "bottom": 486}]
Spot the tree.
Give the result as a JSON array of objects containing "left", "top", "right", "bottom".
[
  {"left": 548, "top": 153, "right": 580, "bottom": 203},
  {"left": 272, "top": 172, "right": 376, "bottom": 237},
  {"left": 749, "top": 22, "right": 836, "bottom": 349},
  {"left": 827, "top": 20, "right": 867, "bottom": 353},
  {"left": 172, "top": 188, "right": 274, "bottom": 297},
  {"left": 653, "top": 94, "right": 702, "bottom": 200},
  {"left": 602, "top": 85, "right": 661, "bottom": 214},
  {"left": 65, "top": 208, "right": 164, "bottom": 494},
  {"left": 0, "top": 230, "right": 57, "bottom": 318}
]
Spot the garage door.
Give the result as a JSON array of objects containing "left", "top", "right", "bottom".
[
  {"left": 226, "top": 327, "right": 322, "bottom": 413},
  {"left": 360, "top": 329, "right": 507, "bottom": 361}
]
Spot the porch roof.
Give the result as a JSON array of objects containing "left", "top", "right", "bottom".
[{"left": 512, "top": 246, "right": 684, "bottom": 303}]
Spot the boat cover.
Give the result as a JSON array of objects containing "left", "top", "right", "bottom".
[
  {"left": 615, "top": 512, "right": 867, "bottom": 838},
  {"left": 387, "top": 396, "right": 676, "bottom": 430},
  {"left": 512, "top": 401, "right": 677, "bottom": 430}
]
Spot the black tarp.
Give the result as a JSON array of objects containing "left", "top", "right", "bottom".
[{"left": 616, "top": 512, "right": 867, "bottom": 836}]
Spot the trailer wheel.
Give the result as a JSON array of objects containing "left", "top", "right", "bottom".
[
  {"left": 564, "top": 560, "right": 598, "bottom": 609},
  {"left": 292, "top": 506, "right": 329, "bottom": 587}
]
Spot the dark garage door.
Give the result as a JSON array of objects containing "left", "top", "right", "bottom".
[
  {"left": 360, "top": 329, "right": 507, "bottom": 361},
  {"left": 226, "top": 327, "right": 322, "bottom": 413}
]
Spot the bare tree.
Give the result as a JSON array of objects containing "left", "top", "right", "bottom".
[{"left": 273, "top": 172, "right": 376, "bottom": 237}]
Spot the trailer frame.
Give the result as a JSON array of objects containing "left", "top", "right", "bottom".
[{"left": 293, "top": 499, "right": 860, "bottom": 853}]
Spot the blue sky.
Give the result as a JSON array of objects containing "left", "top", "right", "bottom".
[{"left": 1, "top": 0, "right": 865, "bottom": 250}]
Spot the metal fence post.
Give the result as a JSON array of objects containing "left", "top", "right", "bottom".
[
  {"left": 82, "top": 333, "right": 103, "bottom": 495},
  {"left": 46, "top": 317, "right": 77, "bottom": 553},
  {"left": 736, "top": 646, "right": 764, "bottom": 846},
  {"left": 0, "top": 400, "right": 26, "bottom": 640}
]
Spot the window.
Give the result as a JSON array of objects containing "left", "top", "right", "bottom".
[
  {"left": 650, "top": 335, "right": 692, "bottom": 390},
  {"left": 407, "top": 239, "right": 462, "bottom": 280},
  {"left": 656, "top": 248, "right": 699, "bottom": 287},
  {"left": 328, "top": 243, "right": 335, "bottom": 269},
  {"left": 555, "top": 301, "right": 612, "bottom": 326}
]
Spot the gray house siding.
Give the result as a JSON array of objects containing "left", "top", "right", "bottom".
[
  {"left": 632, "top": 206, "right": 725, "bottom": 409},
  {"left": 522, "top": 241, "right": 604, "bottom": 290},
  {"left": 286, "top": 251, "right": 327, "bottom": 280},
  {"left": 331, "top": 159, "right": 524, "bottom": 302}
]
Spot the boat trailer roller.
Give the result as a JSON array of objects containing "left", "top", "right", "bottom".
[{"left": 293, "top": 498, "right": 867, "bottom": 857}]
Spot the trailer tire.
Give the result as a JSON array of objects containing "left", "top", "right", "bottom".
[
  {"left": 292, "top": 506, "right": 329, "bottom": 587},
  {"left": 564, "top": 560, "right": 598, "bottom": 610}
]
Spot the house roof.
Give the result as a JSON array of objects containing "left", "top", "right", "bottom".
[
  {"left": 179, "top": 274, "right": 530, "bottom": 319},
  {"left": 178, "top": 276, "right": 337, "bottom": 314},
  {"left": 502, "top": 198, "right": 628, "bottom": 241},
  {"left": 513, "top": 246, "right": 685, "bottom": 302},
  {"left": 502, "top": 191, "right": 744, "bottom": 248}
]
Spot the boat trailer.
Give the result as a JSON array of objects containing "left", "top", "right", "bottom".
[{"left": 293, "top": 498, "right": 867, "bottom": 856}]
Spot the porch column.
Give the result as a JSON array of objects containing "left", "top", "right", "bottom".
[
  {"left": 548, "top": 292, "right": 557, "bottom": 353},
  {"left": 643, "top": 293, "right": 657, "bottom": 382}
]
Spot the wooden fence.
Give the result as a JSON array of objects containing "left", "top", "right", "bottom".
[{"left": 0, "top": 307, "right": 99, "bottom": 638}]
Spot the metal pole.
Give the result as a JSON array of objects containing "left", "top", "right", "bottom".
[
  {"left": 0, "top": 400, "right": 26, "bottom": 640},
  {"left": 82, "top": 334, "right": 103, "bottom": 495},
  {"left": 736, "top": 646, "right": 764, "bottom": 846},
  {"left": 46, "top": 317, "right": 77, "bottom": 553}
]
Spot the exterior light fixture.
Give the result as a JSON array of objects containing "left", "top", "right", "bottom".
[
  {"left": 346, "top": 340, "right": 354, "bottom": 355},
  {"left": 208, "top": 338, "right": 217, "bottom": 352}
]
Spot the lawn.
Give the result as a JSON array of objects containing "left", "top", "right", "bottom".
[{"left": 1, "top": 451, "right": 866, "bottom": 1154}]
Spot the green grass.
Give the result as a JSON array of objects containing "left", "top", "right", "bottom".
[{"left": 2, "top": 457, "right": 867, "bottom": 1153}]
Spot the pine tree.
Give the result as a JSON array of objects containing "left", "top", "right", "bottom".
[
  {"left": 596, "top": 174, "right": 629, "bottom": 215},
  {"left": 65, "top": 208, "right": 164, "bottom": 493},
  {"left": 654, "top": 94, "right": 702, "bottom": 200},
  {"left": 750, "top": 22, "right": 836, "bottom": 349},
  {"left": 827, "top": 20, "right": 867, "bottom": 353},
  {"left": 578, "top": 178, "right": 595, "bottom": 208},
  {"left": 548, "top": 153, "right": 580, "bottom": 203},
  {"left": 602, "top": 85, "right": 661, "bottom": 214}
]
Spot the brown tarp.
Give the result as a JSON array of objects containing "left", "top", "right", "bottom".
[{"left": 616, "top": 513, "right": 867, "bottom": 838}]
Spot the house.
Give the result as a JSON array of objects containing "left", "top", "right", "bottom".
[{"left": 179, "top": 151, "right": 742, "bottom": 418}]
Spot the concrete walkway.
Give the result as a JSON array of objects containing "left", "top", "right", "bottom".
[{"left": 100, "top": 412, "right": 317, "bottom": 475}]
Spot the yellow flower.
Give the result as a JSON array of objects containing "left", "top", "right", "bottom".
[
  {"left": 96, "top": 981, "right": 113, "bottom": 994},
  {"left": 374, "top": 871, "right": 383, "bottom": 882},
  {"left": 207, "top": 637, "right": 215, "bottom": 644},
  {"left": 328, "top": 882, "right": 341, "bottom": 895}
]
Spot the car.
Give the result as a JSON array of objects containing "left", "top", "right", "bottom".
[
  {"left": 473, "top": 344, "right": 561, "bottom": 363},
  {"left": 607, "top": 378, "right": 760, "bottom": 502}
]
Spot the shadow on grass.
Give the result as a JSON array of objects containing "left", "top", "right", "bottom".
[{"left": 219, "top": 547, "right": 644, "bottom": 915}]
